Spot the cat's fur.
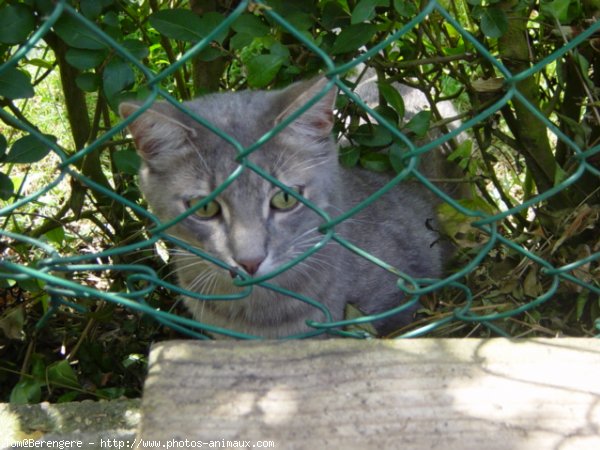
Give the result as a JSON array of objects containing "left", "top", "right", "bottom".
[{"left": 120, "top": 78, "right": 444, "bottom": 338}]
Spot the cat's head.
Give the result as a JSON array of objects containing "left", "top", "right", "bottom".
[{"left": 119, "top": 77, "right": 339, "bottom": 281}]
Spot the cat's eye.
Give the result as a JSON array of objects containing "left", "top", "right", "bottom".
[
  {"left": 270, "top": 187, "right": 302, "bottom": 211},
  {"left": 187, "top": 197, "right": 221, "bottom": 219}
]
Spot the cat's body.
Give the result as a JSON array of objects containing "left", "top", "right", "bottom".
[{"left": 120, "top": 78, "right": 444, "bottom": 338}]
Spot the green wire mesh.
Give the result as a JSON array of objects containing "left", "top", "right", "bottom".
[{"left": 1, "top": 0, "right": 599, "bottom": 339}]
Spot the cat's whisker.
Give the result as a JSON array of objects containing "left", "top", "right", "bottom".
[
  {"left": 272, "top": 146, "right": 311, "bottom": 175},
  {"left": 287, "top": 227, "right": 321, "bottom": 248},
  {"left": 277, "top": 155, "right": 330, "bottom": 179},
  {"left": 287, "top": 157, "right": 331, "bottom": 175}
]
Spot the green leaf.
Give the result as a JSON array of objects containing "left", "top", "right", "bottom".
[
  {"left": 66, "top": 49, "right": 107, "bottom": 70},
  {"left": 0, "top": 68, "right": 34, "bottom": 99},
  {"left": 373, "top": 105, "right": 398, "bottom": 125},
  {"left": 441, "top": 75, "right": 462, "bottom": 97},
  {"left": 0, "top": 173, "right": 14, "bottom": 200},
  {"left": 575, "top": 291, "right": 590, "bottom": 321},
  {"left": 331, "top": 23, "right": 377, "bottom": 55},
  {"left": 57, "top": 390, "right": 80, "bottom": 403},
  {"left": 31, "top": 354, "right": 46, "bottom": 381},
  {"left": 388, "top": 141, "right": 410, "bottom": 173},
  {"left": 44, "top": 227, "right": 65, "bottom": 246},
  {"left": 554, "top": 163, "right": 568, "bottom": 185},
  {"left": 246, "top": 54, "right": 285, "bottom": 88},
  {"left": 6, "top": 134, "right": 54, "bottom": 164},
  {"left": 113, "top": 148, "right": 141, "bottom": 175},
  {"left": 122, "top": 39, "right": 150, "bottom": 60},
  {"left": 360, "top": 152, "right": 391, "bottom": 172},
  {"left": 150, "top": 10, "right": 228, "bottom": 43},
  {"left": 150, "top": 9, "right": 203, "bottom": 41},
  {"left": 195, "top": 47, "right": 224, "bottom": 62},
  {"left": 76, "top": 73, "right": 100, "bottom": 92},
  {"left": 351, "top": 0, "right": 389, "bottom": 24},
  {"left": 541, "top": 0, "right": 579, "bottom": 24},
  {"left": 10, "top": 379, "right": 42, "bottom": 404},
  {"left": 447, "top": 139, "right": 473, "bottom": 170},
  {"left": 103, "top": 10, "right": 120, "bottom": 30},
  {"left": 393, "top": 0, "right": 418, "bottom": 17},
  {"left": 150, "top": 9, "right": 204, "bottom": 41},
  {"left": 230, "top": 32, "right": 254, "bottom": 50},
  {"left": 479, "top": 7, "right": 508, "bottom": 38},
  {"left": 17, "top": 278, "right": 45, "bottom": 294},
  {"left": 122, "top": 353, "right": 146, "bottom": 369},
  {"left": 232, "top": 14, "right": 270, "bottom": 37},
  {"left": 47, "top": 360, "right": 80, "bottom": 389},
  {"left": 0, "top": 305, "right": 24, "bottom": 339},
  {"left": 199, "top": 12, "right": 229, "bottom": 44},
  {"left": 0, "top": 134, "right": 6, "bottom": 158},
  {"left": 322, "top": 1, "right": 350, "bottom": 29},
  {"left": 96, "top": 387, "right": 126, "bottom": 399},
  {"left": 353, "top": 124, "right": 393, "bottom": 147},
  {"left": 405, "top": 110, "right": 431, "bottom": 137},
  {"left": 103, "top": 59, "right": 135, "bottom": 100},
  {"left": 54, "top": 14, "right": 108, "bottom": 49},
  {"left": 339, "top": 146, "right": 361, "bottom": 167},
  {"left": 378, "top": 82, "right": 405, "bottom": 119},
  {"left": 0, "top": 4, "right": 35, "bottom": 44},
  {"left": 27, "top": 58, "right": 55, "bottom": 70},
  {"left": 270, "top": 42, "right": 291, "bottom": 60},
  {"left": 81, "top": 0, "right": 103, "bottom": 19},
  {"left": 278, "top": 11, "right": 313, "bottom": 31},
  {"left": 32, "top": 0, "right": 55, "bottom": 15}
]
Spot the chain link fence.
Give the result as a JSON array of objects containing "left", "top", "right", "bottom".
[{"left": 1, "top": 0, "right": 599, "bottom": 339}]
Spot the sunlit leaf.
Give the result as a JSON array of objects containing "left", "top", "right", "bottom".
[
  {"left": 246, "top": 54, "right": 286, "bottom": 88},
  {"left": 6, "top": 134, "right": 54, "bottom": 164}
]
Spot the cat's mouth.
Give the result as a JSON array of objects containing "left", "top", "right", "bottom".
[{"left": 228, "top": 255, "right": 275, "bottom": 280}]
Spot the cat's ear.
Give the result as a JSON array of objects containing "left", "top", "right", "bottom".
[
  {"left": 275, "top": 77, "right": 337, "bottom": 139},
  {"left": 119, "top": 101, "right": 196, "bottom": 160}
]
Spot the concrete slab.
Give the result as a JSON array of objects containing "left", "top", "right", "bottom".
[{"left": 137, "top": 339, "right": 600, "bottom": 450}]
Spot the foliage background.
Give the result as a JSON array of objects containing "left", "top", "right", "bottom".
[{"left": 0, "top": 0, "right": 598, "bottom": 403}]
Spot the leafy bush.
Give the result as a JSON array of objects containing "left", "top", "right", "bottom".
[{"left": 1, "top": 0, "right": 599, "bottom": 403}]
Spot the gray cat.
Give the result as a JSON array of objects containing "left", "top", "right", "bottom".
[{"left": 119, "top": 77, "right": 444, "bottom": 338}]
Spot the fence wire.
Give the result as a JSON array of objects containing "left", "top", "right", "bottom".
[{"left": 0, "top": 0, "right": 599, "bottom": 339}]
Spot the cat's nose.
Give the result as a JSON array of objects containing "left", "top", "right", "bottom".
[{"left": 234, "top": 257, "right": 265, "bottom": 276}]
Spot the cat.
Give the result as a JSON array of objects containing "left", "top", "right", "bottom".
[{"left": 119, "top": 77, "right": 445, "bottom": 338}]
